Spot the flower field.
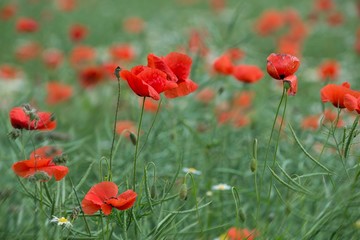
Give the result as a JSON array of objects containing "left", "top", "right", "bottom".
[{"left": 1, "top": 0, "right": 360, "bottom": 239}]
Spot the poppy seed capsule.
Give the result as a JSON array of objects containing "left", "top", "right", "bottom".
[
  {"left": 250, "top": 158, "right": 257, "bottom": 172},
  {"left": 179, "top": 183, "right": 188, "bottom": 200}
]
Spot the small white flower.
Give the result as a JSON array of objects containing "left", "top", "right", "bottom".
[
  {"left": 50, "top": 216, "right": 72, "bottom": 228},
  {"left": 211, "top": 183, "right": 231, "bottom": 191},
  {"left": 182, "top": 167, "right": 202, "bottom": 175},
  {"left": 206, "top": 191, "right": 213, "bottom": 197}
]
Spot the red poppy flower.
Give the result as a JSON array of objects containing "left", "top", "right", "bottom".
[
  {"left": 210, "top": 0, "right": 226, "bottom": 13},
  {"left": 56, "top": 0, "right": 76, "bottom": 11},
  {"left": 123, "top": 16, "right": 145, "bottom": 34},
  {"left": 320, "top": 82, "right": 360, "bottom": 108},
  {"left": 232, "top": 64, "right": 263, "bottom": 84},
  {"left": 226, "top": 227, "right": 258, "bottom": 240},
  {"left": 42, "top": 49, "right": 63, "bottom": 69},
  {"left": 0, "top": 4, "right": 17, "bottom": 21},
  {"left": 277, "top": 36, "right": 302, "bottom": 56},
  {"left": 254, "top": 10, "right": 284, "bottom": 36},
  {"left": 81, "top": 181, "right": 137, "bottom": 215},
  {"left": 302, "top": 115, "right": 320, "bottom": 130},
  {"left": 109, "top": 44, "right": 135, "bottom": 62},
  {"left": 318, "top": 60, "right": 339, "bottom": 81},
  {"left": 226, "top": 48, "right": 245, "bottom": 61},
  {"left": 195, "top": 87, "right": 215, "bottom": 103},
  {"left": 69, "top": 24, "right": 88, "bottom": 42},
  {"left": 46, "top": 81, "right": 73, "bottom": 105},
  {"left": 15, "top": 41, "right": 41, "bottom": 61},
  {"left": 266, "top": 53, "right": 300, "bottom": 80},
  {"left": 327, "top": 11, "right": 344, "bottom": 26},
  {"left": 314, "top": 0, "right": 334, "bottom": 12},
  {"left": 344, "top": 94, "right": 360, "bottom": 113},
  {"left": 322, "top": 109, "right": 344, "bottom": 127},
  {"left": 9, "top": 106, "right": 56, "bottom": 131},
  {"left": 142, "top": 98, "right": 159, "bottom": 112},
  {"left": 12, "top": 146, "right": 68, "bottom": 181},
  {"left": 78, "top": 66, "right": 105, "bottom": 88},
  {"left": 160, "top": 52, "right": 198, "bottom": 98},
  {"left": 121, "top": 66, "right": 177, "bottom": 100},
  {"left": 188, "top": 29, "right": 208, "bottom": 57},
  {"left": 69, "top": 45, "right": 96, "bottom": 68},
  {"left": 16, "top": 17, "right": 39, "bottom": 33},
  {"left": 0, "top": 64, "right": 22, "bottom": 80},
  {"left": 213, "top": 54, "right": 234, "bottom": 75},
  {"left": 232, "top": 91, "right": 254, "bottom": 109},
  {"left": 116, "top": 120, "right": 137, "bottom": 137}
]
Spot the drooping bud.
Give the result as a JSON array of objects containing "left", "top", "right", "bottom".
[
  {"left": 179, "top": 183, "right": 188, "bottom": 201},
  {"left": 8, "top": 129, "right": 22, "bottom": 140},
  {"left": 238, "top": 208, "right": 246, "bottom": 222},
  {"left": 250, "top": 158, "right": 257, "bottom": 172},
  {"left": 150, "top": 184, "right": 157, "bottom": 199},
  {"left": 70, "top": 207, "right": 81, "bottom": 221},
  {"left": 129, "top": 132, "right": 137, "bottom": 146},
  {"left": 28, "top": 171, "right": 51, "bottom": 182},
  {"left": 114, "top": 66, "right": 121, "bottom": 79},
  {"left": 53, "top": 155, "right": 68, "bottom": 165}
]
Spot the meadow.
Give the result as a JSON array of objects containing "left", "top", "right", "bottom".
[{"left": 1, "top": 0, "right": 360, "bottom": 239}]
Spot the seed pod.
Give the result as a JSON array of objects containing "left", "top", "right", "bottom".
[
  {"left": 179, "top": 183, "right": 188, "bottom": 201},
  {"left": 250, "top": 158, "right": 257, "bottom": 172}
]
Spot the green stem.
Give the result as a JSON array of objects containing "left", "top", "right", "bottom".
[
  {"left": 132, "top": 97, "right": 146, "bottom": 191},
  {"left": 109, "top": 67, "right": 122, "bottom": 182}
]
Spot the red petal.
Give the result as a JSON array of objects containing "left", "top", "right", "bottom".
[
  {"left": 164, "top": 52, "right": 192, "bottom": 80},
  {"left": 344, "top": 94, "right": 358, "bottom": 111},
  {"left": 107, "top": 190, "right": 137, "bottom": 211},
  {"left": 29, "top": 146, "right": 62, "bottom": 160},
  {"left": 164, "top": 79, "right": 198, "bottom": 98},
  {"left": 101, "top": 204, "right": 113, "bottom": 215},
  {"left": 81, "top": 198, "right": 101, "bottom": 215},
  {"left": 147, "top": 53, "right": 178, "bottom": 82}
]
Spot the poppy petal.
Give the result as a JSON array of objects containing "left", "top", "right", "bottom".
[
  {"left": 164, "top": 79, "right": 198, "bottom": 98},
  {"left": 164, "top": 52, "right": 192, "bottom": 81}
]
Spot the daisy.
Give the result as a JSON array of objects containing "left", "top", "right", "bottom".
[
  {"left": 182, "top": 167, "right": 201, "bottom": 175},
  {"left": 50, "top": 216, "right": 72, "bottom": 228},
  {"left": 211, "top": 183, "right": 231, "bottom": 191}
]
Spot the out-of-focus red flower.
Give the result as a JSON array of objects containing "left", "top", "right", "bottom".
[
  {"left": 56, "top": 0, "right": 76, "bottom": 11},
  {"left": 16, "top": 17, "right": 38, "bottom": 33},
  {"left": 0, "top": 64, "right": 22, "bottom": 80},
  {"left": 69, "top": 24, "right": 88, "bottom": 42},
  {"left": 322, "top": 109, "right": 344, "bottom": 127},
  {"left": 9, "top": 105, "right": 56, "bottom": 131},
  {"left": 46, "top": 82, "right": 73, "bottom": 105},
  {"left": 284, "top": 74, "right": 298, "bottom": 96},
  {"left": 188, "top": 29, "right": 208, "bottom": 56},
  {"left": 102, "top": 62, "right": 119, "bottom": 79},
  {"left": 69, "top": 45, "right": 96, "bottom": 68},
  {"left": 326, "top": 11, "right": 344, "bottom": 26},
  {"left": 210, "top": 0, "right": 226, "bottom": 13},
  {"left": 226, "top": 48, "right": 245, "bottom": 61},
  {"left": 232, "top": 64, "right": 263, "bottom": 84},
  {"left": 321, "top": 82, "right": 360, "bottom": 108},
  {"left": 254, "top": 10, "right": 284, "bottom": 36},
  {"left": 266, "top": 53, "right": 300, "bottom": 80},
  {"left": 225, "top": 227, "right": 258, "bottom": 240},
  {"left": 318, "top": 60, "right": 339, "bottom": 81},
  {"left": 314, "top": 0, "right": 334, "bottom": 12},
  {"left": 15, "top": 41, "right": 41, "bottom": 61},
  {"left": 195, "top": 87, "right": 215, "bottom": 103},
  {"left": 123, "top": 16, "right": 145, "bottom": 34},
  {"left": 344, "top": 94, "right": 360, "bottom": 113},
  {"left": 143, "top": 98, "right": 159, "bottom": 112},
  {"left": 109, "top": 44, "right": 135, "bottom": 62},
  {"left": 302, "top": 115, "right": 320, "bottom": 130},
  {"left": 116, "top": 120, "right": 137, "bottom": 137},
  {"left": 42, "top": 49, "right": 63, "bottom": 69},
  {"left": 232, "top": 91, "right": 254, "bottom": 109},
  {"left": 277, "top": 36, "right": 302, "bottom": 56},
  {"left": 78, "top": 66, "right": 105, "bottom": 88},
  {"left": 0, "top": 4, "right": 17, "bottom": 20},
  {"left": 213, "top": 54, "right": 234, "bottom": 75},
  {"left": 81, "top": 181, "right": 137, "bottom": 215}
]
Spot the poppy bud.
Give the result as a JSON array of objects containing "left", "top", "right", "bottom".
[
  {"left": 8, "top": 129, "right": 21, "bottom": 140},
  {"left": 70, "top": 207, "right": 81, "bottom": 221},
  {"left": 250, "top": 158, "right": 257, "bottom": 172},
  {"left": 266, "top": 53, "right": 300, "bottom": 80},
  {"left": 53, "top": 155, "right": 68, "bottom": 165},
  {"left": 129, "top": 132, "right": 137, "bottom": 145},
  {"left": 179, "top": 183, "right": 188, "bottom": 200},
  {"left": 28, "top": 171, "right": 51, "bottom": 182},
  {"left": 238, "top": 208, "right": 246, "bottom": 222},
  {"left": 150, "top": 184, "right": 157, "bottom": 199}
]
